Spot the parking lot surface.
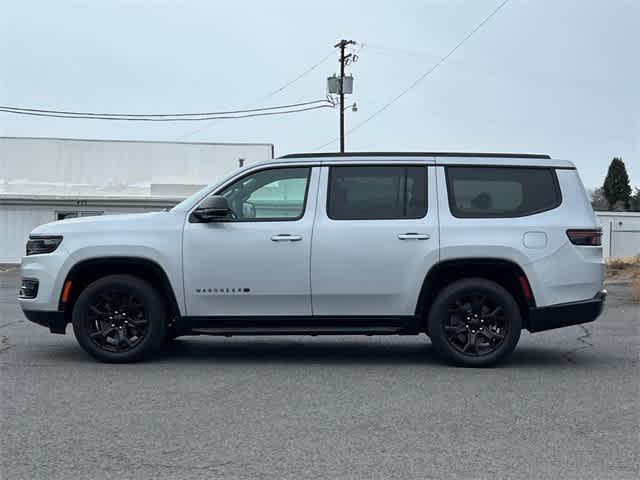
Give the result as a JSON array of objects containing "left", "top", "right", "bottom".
[{"left": 1, "top": 269, "right": 638, "bottom": 480}]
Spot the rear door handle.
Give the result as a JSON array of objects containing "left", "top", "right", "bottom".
[
  {"left": 271, "top": 234, "right": 303, "bottom": 242},
  {"left": 398, "top": 233, "right": 430, "bottom": 240}
]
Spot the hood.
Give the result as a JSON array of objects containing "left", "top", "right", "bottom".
[{"left": 30, "top": 211, "right": 174, "bottom": 236}]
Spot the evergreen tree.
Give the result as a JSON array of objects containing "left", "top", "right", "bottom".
[
  {"left": 630, "top": 187, "right": 640, "bottom": 212},
  {"left": 589, "top": 187, "right": 608, "bottom": 211},
  {"left": 602, "top": 157, "right": 632, "bottom": 210}
]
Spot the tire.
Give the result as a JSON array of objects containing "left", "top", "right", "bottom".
[
  {"left": 72, "top": 274, "right": 167, "bottom": 363},
  {"left": 163, "top": 328, "right": 180, "bottom": 343},
  {"left": 427, "top": 278, "right": 522, "bottom": 367}
]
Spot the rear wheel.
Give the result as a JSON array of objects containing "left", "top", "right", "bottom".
[
  {"left": 427, "top": 278, "right": 522, "bottom": 367},
  {"left": 72, "top": 275, "right": 166, "bottom": 363}
]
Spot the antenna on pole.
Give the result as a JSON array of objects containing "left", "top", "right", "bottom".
[{"left": 328, "top": 39, "right": 356, "bottom": 152}]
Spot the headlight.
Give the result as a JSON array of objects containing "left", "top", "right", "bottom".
[{"left": 26, "top": 235, "right": 63, "bottom": 255}]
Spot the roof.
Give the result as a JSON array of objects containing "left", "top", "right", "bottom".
[
  {"left": 280, "top": 152, "right": 551, "bottom": 159},
  {"left": 594, "top": 211, "right": 640, "bottom": 217},
  {"left": 276, "top": 152, "right": 575, "bottom": 169},
  {"left": 0, "top": 136, "right": 274, "bottom": 148}
]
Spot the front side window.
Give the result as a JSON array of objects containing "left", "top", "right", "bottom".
[
  {"left": 446, "top": 166, "right": 561, "bottom": 218},
  {"left": 327, "top": 165, "right": 428, "bottom": 220},
  {"left": 217, "top": 167, "right": 310, "bottom": 220}
]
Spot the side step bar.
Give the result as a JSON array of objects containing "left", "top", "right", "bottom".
[
  {"left": 179, "top": 315, "right": 419, "bottom": 336},
  {"left": 190, "top": 326, "right": 402, "bottom": 336}
]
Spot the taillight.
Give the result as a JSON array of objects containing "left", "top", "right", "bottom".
[{"left": 566, "top": 229, "right": 602, "bottom": 246}]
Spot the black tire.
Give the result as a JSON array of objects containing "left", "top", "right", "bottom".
[
  {"left": 163, "top": 328, "right": 180, "bottom": 343},
  {"left": 72, "top": 274, "right": 167, "bottom": 363},
  {"left": 427, "top": 278, "right": 522, "bottom": 367}
]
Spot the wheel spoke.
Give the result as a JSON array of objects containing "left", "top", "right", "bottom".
[
  {"left": 445, "top": 324, "right": 467, "bottom": 337},
  {"left": 114, "top": 328, "right": 127, "bottom": 351},
  {"left": 471, "top": 295, "right": 485, "bottom": 314},
  {"left": 462, "top": 332, "right": 477, "bottom": 353},
  {"left": 89, "top": 305, "right": 108, "bottom": 317},
  {"left": 90, "top": 324, "right": 116, "bottom": 340},
  {"left": 121, "top": 332, "right": 134, "bottom": 348},
  {"left": 127, "top": 318, "right": 148, "bottom": 328},
  {"left": 484, "top": 305, "right": 503, "bottom": 319},
  {"left": 480, "top": 327, "right": 505, "bottom": 341}
]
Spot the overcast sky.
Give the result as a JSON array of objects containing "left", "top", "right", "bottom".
[{"left": 1, "top": 0, "right": 638, "bottom": 189}]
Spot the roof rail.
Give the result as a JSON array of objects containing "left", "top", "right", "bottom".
[{"left": 279, "top": 152, "right": 551, "bottom": 159}]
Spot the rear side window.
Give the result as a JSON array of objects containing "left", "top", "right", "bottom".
[
  {"left": 328, "top": 165, "right": 427, "bottom": 220},
  {"left": 446, "top": 166, "right": 561, "bottom": 218}
]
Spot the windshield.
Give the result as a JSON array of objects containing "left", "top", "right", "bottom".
[{"left": 170, "top": 184, "right": 213, "bottom": 212}]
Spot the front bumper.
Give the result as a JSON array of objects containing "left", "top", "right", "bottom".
[
  {"left": 527, "top": 290, "right": 607, "bottom": 333},
  {"left": 22, "top": 310, "right": 67, "bottom": 334}
]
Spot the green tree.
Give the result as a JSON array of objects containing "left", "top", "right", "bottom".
[
  {"left": 602, "top": 157, "right": 632, "bottom": 210},
  {"left": 630, "top": 187, "right": 640, "bottom": 212},
  {"left": 589, "top": 187, "right": 608, "bottom": 210}
]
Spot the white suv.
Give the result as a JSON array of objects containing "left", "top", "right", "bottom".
[{"left": 18, "top": 152, "right": 606, "bottom": 366}]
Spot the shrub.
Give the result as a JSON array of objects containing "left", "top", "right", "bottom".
[{"left": 632, "top": 278, "right": 640, "bottom": 303}]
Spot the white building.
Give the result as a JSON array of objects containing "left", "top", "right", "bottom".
[
  {"left": 595, "top": 211, "right": 640, "bottom": 258},
  {"left": 0, "top": 137, "right": 273, "bottom": 263}
]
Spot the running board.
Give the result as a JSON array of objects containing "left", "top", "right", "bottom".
[
  {"left": 190, "top": 326, "right": 402, "bottom": 336},
  {"left": 179, "top": 315, "right": 419, "bottom": 336}
]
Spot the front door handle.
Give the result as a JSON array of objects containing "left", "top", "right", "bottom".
[
  {"left": 271, "top": 234, "right": 303, "bottom": 242},
  {"left": 398, "top": 233, "right": 430, "bottom": 240}
]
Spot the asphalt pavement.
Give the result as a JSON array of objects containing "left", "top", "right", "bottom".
[{"left": 1, "top": 268, "right": 638, "bottom": 480}]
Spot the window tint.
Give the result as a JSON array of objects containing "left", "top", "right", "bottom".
[
  {"left": 328, "top": 165, "right": 427, "bottom": 220},
  {"left": 218, "top": 167, "right": 310, "bottom": 220},
  {"left": 446, "top": 166, "right": 561, "bottom": 218}
]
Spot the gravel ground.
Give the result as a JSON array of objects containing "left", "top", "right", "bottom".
[{"left": 1, "top": 269, "right": 638, "bottom": 480}]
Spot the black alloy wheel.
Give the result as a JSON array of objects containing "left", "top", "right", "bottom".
[
  {"left": 72, "top": 275, "right": 166, "bottom": 363},
  {"left": 443, "top": 292, "right": 507, "bottom": 356},
  {"left": 428, "top": 278, "right": 522, "bottom": 367},
  {"left": 86, "top": 289, "right": 149, "bottom": 353}
]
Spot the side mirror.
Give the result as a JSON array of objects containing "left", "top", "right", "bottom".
[{"left": 191, "top": 196, "right": 234, "bottom": 223}]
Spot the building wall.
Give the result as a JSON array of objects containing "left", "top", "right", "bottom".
[
  {"left": 0, "top": 137, "right": 274, "bottom": 263},
  {"left": 595, "top": 212, "right": 640, "bottom": 258},
  {"left": 0, "top": 137, "right": 272, "bottom": 197},
  {"left": 0, "top": 202, "right": 173, "bottom": 263}
]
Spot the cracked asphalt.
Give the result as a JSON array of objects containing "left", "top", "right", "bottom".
[{"left": 1, "top": 269, "right": 638, "bottom": 480}]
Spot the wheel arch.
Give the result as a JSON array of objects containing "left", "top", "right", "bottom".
[
  {"left": 415, "top": 258, "right": 535, "bottom": 331},
  {"left": 60, "top": 257, "right": 181, "bottom": 325}
]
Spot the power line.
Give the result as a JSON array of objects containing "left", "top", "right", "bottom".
[
  {"left": 362, "top": 43, "right": 440, "bottom": 59},
  {"left": 181, "top": 50, "right": 334, "bottom": 140},
  {"left": 0, "top": 103, "right": 334, "bottom": 121},
  {"left": 253, "top": 51, "right": 334, "bottom": 104},
  {"left": 0, "top": 99, "right": 329, "bottom": 118},
  {"left": 1, "top": 51, "right": 335, "bottom": 126},
  {"left": 315, "top": 0, "right": 511, "bottom": 151}
]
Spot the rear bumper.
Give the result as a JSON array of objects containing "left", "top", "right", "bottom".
[
  {"left": 22, "top": 310, "right": 67, "bottom": 334},
  {"left": 527, "top": 290, "right": 606, "bottom": 333}
]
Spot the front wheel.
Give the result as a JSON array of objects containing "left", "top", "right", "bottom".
[
  {"left": 72, "top": 275, "right": 167, "bottom": 363},
  {"left": 427, "top": 278, "right": 522, "bottom": 367}
]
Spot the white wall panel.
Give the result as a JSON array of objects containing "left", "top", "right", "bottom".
[
  {"left": 595, "top": 212, "right": 640, "bottom": 258},
  {"left": 0, "top": 137, "right": 272, "bottom": 197},
  {"left": 0, "top": 204, "right": 164, "bottom": 263}
]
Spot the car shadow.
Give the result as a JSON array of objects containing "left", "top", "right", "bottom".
[
  {"left": 18, "top": 336, "right": 607, "bottom": 369},
  {"left": 159, "top": 337, "right": 445, "bottom": 366},
  {"left": 149, "top": 337, "right": 599, "bottom": 369}
]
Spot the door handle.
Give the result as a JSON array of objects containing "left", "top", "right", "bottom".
[
  {"left": 397, "top": 233, "right": 430, "bottom": 240},
  {"left": 271, "top": 234, "right": 303, "bottom": 242}
]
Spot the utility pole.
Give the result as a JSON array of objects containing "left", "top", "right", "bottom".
[{"left": 334, "top": 39, "right": 355, "bottom": 153}]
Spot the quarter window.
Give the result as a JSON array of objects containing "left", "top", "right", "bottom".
[
  {"left": 446, "top": 166, "right": 561, "bottom": 218},
  {"left": 327, "top": 165, "right": 428, "bottom": 220},
  {"left": 217, "top": 167, "right": 310, "bottom": 220}
]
